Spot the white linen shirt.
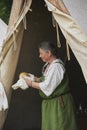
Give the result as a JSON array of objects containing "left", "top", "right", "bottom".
[{"left": 39, "top": 59, "right": 65, "bottom": 96}]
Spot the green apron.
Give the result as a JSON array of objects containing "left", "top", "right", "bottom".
[{"left": 39, "top": 73, "right": 78, "bottom": 130}]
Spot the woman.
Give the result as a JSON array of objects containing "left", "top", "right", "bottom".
[{"left": 22, "top": 41, "right": 78, "bottom": 130}]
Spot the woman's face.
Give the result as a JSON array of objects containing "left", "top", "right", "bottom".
[{"left": 39, "top": 48, "right": 51, "bottom": 62}]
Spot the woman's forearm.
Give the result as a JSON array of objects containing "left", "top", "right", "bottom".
[
  {"left": 31, "top": 81, "right": 40, "bottom": 90},
  {"left": 23, "top": 77, "right": 41, "bottom": 90},
  {"left": 34, "top": 76, "right": 41, "bottom": 82}
]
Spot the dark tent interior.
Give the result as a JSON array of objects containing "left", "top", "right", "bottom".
[{"left": 2, "top": 0, "right": 87, "bottom": 130}]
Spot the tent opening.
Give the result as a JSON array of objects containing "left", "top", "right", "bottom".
[{"left": 2, "top": 0, "right": 87, "bottom": 130}]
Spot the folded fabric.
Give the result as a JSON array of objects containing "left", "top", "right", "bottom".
[
  {"left": 12, "top": 74, "right": 35, "bottom": 90},
  {"left": 0, "top": 82, "right": 8, "bottom": 111},
  {"left": 12, "top": 76, "right": 29, "bottom": 90}
]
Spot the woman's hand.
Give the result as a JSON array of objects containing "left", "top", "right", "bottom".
[
  {"left": 23, "top": 76, "right": 40, "bottom": 90},
  {"left": 19, "top": 72, "right": 35, "bottom": 82},
  {"left": 23, "top": 77, "right": 32, "bottom": 87}
]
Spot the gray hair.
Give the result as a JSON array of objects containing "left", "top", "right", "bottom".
[{"left": 39, "top": 41, "right": 59, "bottom": 58}]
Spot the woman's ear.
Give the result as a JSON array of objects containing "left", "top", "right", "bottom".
[{"left": 47, "top": 50, "right": 52, "bottom": 57}]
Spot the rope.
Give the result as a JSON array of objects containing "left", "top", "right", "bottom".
[
  {"left": 23, "top": 0, "right": 27, "bottom": 30},
  {"left": 52, "top": 14, "right": 61, "bottom": 48},
  {"left": 13, "top": 28, "right": 17, "bottom": 51},
  {"left": 56, "top": 22, "right": 61, "bottom": 48},
  {"left": 66, "top": 32, "right": 70, "bottom": 60},
  {"left": 23, "top": 15, "right": 27, "bottom": 30},
  {"left": 52, "top": 14, "right": 56, "bottom": 27}
]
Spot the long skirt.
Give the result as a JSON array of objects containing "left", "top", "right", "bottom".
[{"left": 41, "top": 93, "right": 78, "bottom": 130}]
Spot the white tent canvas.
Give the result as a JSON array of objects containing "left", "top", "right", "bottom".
[
  {"left": 0, "top": 19, "right": 7, "bottom": 52},
  {"left": 45, "top": 0, "right": 87, "bottom": 83},
  {"left": 64, "top": 0, "right": 87, "bottom": 35}
]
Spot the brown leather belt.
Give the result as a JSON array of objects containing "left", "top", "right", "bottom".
[
  {"left": 58, "top": 96, "right": 65, "bottom": 109},
  {"left": 43, "top": 91, "right": 70, "bottom": 109}
]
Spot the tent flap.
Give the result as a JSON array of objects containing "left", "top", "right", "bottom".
[
  {"left": 44, "top": 0, "right": 87, "bottom": 83},
  {"left": 0, "top": 0, "right": 32, "bottom": 129},
  {"left": 52, "top": 8, "right": 87, "bottom": 83}
]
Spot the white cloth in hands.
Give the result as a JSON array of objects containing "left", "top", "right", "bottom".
[{"left": 12, "top": 73, "right": 35, "bottom": 90}]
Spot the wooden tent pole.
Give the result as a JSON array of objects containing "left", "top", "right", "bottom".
[{"left": 7, "top": 0, "right": 24, "bottom": 32}]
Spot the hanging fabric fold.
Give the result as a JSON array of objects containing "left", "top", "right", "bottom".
[
  {"left": 52, "top": 14, "right": 61, "bottom": 47},
  {"left": 23, "top": 0, "right": 27, "bottom": 30},
  {"left": 55, "top": 22, "right": 61, "bottom": 48},
  {"left": 66, "top": 32, "right": 70, "bottom": 61},
  {"left": 13, "top": 29, "right": 17, "bottom": 51},
  {"left": 44, "top": 0, "right": 87, "bottom": 83},
  {"left": 0, "top": 0, "right": 32, "bottom": 66},
  {"left": 0, "top": 70, "right": 8, "bottom": 111},
  {"left": 0, "top": 82, "right": 8, "bottom": 111},
  {"left": 23, "top": 15, "right": 27, "bottom": 30}
]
